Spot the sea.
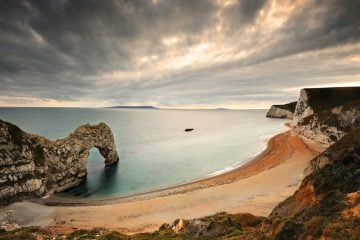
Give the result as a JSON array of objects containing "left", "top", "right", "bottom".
[{"left": 0, "top": 108, "right": 287, "bottom": 199}]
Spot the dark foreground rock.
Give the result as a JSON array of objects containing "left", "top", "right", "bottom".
[
  {"left": 0, "top": 119, "right": 119, "bottom": 205},
  {"left": 266, "top": 128, "right": 360, "bottom": 240}
]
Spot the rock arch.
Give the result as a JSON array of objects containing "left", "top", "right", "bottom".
[{"left": 0, "top": 119, "right": 119, "bottom": 204}]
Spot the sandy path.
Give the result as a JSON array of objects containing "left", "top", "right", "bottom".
[{"left": 0, "top": 131, "right": 321, "bottom": 234}]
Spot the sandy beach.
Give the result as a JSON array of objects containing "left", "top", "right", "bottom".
[{"left": 0, "top": 130, "right": 323, "bottom": 234}]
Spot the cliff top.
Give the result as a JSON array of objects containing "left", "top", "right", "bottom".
[
  {"left": 303, "top": 87, "right": 360, "bottom": 112},
  {"left": 273, "top": 101, "right": 297, "bottom": 113}
]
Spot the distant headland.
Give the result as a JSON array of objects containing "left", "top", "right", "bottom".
[
  {"left": 105, "top": 106, "right": 232, "bottom": 110},
  {"left": 106, "top": 105, "right": 157, "bottom": 109}
]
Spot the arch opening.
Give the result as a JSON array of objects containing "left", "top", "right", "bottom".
[{"left": 62, "top": 147, "right": 119, "bottom": 198}]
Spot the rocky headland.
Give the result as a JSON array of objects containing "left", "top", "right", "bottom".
[
  {"left": 0, "top": 120, "right": 119, "bottom": 205},
  {"left": 266, "top": 101, "right": 297, "bottom": 119}
]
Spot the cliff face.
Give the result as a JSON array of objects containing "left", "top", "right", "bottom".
[
  {"left": 292, "top": 87, "right": 360, "bottom": 147},
  {"left": 272, "top": 128, "right": 360, "bottom": 218},
  {"left": 266, "top": 101, "right": 297, "bottom": 119},
  {"left": 0, "top": 119, "right": 119, "bottom": 204},
  {"left": 293, "top": 100, "right": 360, "bottom": 147},
  {"left": 293, "top": 87, "right": 360, "bottom": 125},
  {"left": 266, "top": 128, "right": 360, "bottom": 239}
]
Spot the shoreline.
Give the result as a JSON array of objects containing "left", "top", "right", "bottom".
[
  {"left": 38, "top": 128, "right": 295, "bottom": 206},
  {"left": 1, "top": 129, "right": 324, "bottom": 234}
]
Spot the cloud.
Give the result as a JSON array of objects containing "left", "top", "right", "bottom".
[{"left": 0, "top": 0, "right": 359, "bottom": 108}]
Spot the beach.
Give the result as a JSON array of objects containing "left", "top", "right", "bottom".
[{"left": 0, "top": 130, "right": 323, "bottom": 234}]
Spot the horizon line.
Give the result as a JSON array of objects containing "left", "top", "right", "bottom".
[{"left": 0, "top": 106, "right": 269, "bottom": 110}]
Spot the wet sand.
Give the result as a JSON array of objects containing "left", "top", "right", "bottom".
[{"left": 0, "top": 130, "right": 323, "bottom": 234}]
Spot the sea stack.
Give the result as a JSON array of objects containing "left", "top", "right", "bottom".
[{"left": 0, "top": 120, "right": 119, "bottom": 205}]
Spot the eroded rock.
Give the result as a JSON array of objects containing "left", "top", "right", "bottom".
[
  {"left": 293, "top": 100, "right": 360, "bottom": 147},
  {"left": 291, "top": 87, "right": 360, "bottom": 147},
  {"left": 0, "top": 119, "right": 119, "bottom": 204}
]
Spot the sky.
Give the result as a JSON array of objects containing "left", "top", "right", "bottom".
[{"left": 0, "top": 0, "right": 359, "bottom": 109}]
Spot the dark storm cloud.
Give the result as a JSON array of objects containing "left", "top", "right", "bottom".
[
  {"left": 220, "top": 0, "right": 266, "bottom": 28},
  {"left": 258, "top": 0, "right": 360, "bottom": 63},
  {"left": 0, "top": 0, "right": 359, "bottom": 107}
]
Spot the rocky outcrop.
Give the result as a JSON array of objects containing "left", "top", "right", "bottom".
[
  {"left": 293, "top": 100, "right": 360, "bottom": 147},
  {"left": 290, "top": 87, "right": 360, "bottom": 147},
  {"left": 163, "top": 212, "right": 264, "bottom": 238},
  {"left": 0, "top": 119, "right": 119, "bottom": 205},
  {"left": 303, "top": 126, "right": 360, "bottom": 178},
  {"left": 271, "top": 128, "right": 360, "bottom": 218},
  {"left": 265, "top": 128, "right": 360, "bottom": 239},
  {"left": 266, "top": 101, "right": 297, "bottom": 119}
]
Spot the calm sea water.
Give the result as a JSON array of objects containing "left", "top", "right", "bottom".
[{"left": 0, "top": 108, "right": 286, "bottom": 199}]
